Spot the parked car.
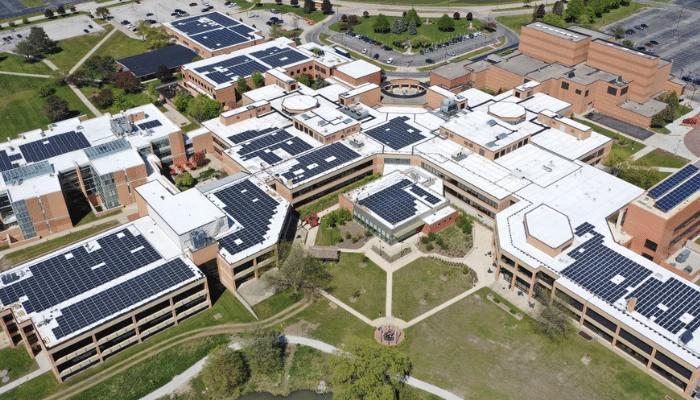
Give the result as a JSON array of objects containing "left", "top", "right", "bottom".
[
  {"left": 171, "top": 12, "right": 179, "bottom": 16},
  {"left": 636, "top": 46, "right": 646, "bottom": 51},
  {"left": 228, "top": 3, "right": 238, "bottom": 7},
  {"left": 362, "top": 48, "right": 367, "bottom": 54},
  {"left": 447, "top": 51, "right": 455, "bottom": 56},
  {"left": 625, "top": 28, "right": 635, "bottom": 34},
  {"left": 271, "top": 9, "right": 279, "bottom": 13},
  {"left": 474, "top": 32, "right": 482, "bottom": 36},
  {"left": 382, "top": 45, "right": 391, "bottom": 51},
  {"left": 189, "top": 3, "right": 197, "bottom": 6},
  {"left": 469, "top": 33, "right": 475, "bottom": 38},
  {"left": 83, "top": 29, "right": 89, "bottom": 33},
  {"left": 373, "top": 53, "right": 379, "bottom": 59},
  {"left": 121, "top": 20, "right": 130, "bottom": 25},
  {"left": 646, "top": 48, "right": 654, "bottom": 53},
  {"left": 634, "top": 25, "right": 644, "bottom": 30},
  {"left": 426, "top": 58, "right": 435, "bottom": 64},
  {"left": 88, "top": 24, "right": 93, "bottom": 28},
  {"left": 146, "top": 13, "right": 154, "bottom": 16},
  {"left": 682, "top": 75, "right": 696, "bottom": 82},
  {"left": 175, "top": 9, "right": 184, "bottom": 13},
  {"left": 640, "top": 23, "right": 649, "bottom": 28},
  {"left": 677, "top": 249, "right": 691, "bottom": 263},
  {"left": 387, "top": 58, "right": 394, "bottom": 64},
  {"left": 650, "top": 40, "right": 659, "bottom": 45},
  {"left": 419, "top": 50, "right": 424, "bottom": 55}
]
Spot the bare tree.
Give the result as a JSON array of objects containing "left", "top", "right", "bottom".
[
  {"left": 264, "top": 242, "right": 331, "bottom": 298},
  {"left": 534, "top": 300, "right": 575, "bottom": 342}
]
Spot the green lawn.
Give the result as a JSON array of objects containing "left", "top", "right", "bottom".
[
  {"left": 282, "top": 299, "right": 374, "bottom": 347},
  {"left": 402, "top": 287, "right": 678, "bottom": 400},
  {"left": 67, "top": 335, "right": 229, "bottom": 400},
  {"left": 90, "top": 30, "right": 150, "bottom": 61},
  {"left": 80, "top": 84, "right": 152, "bottom": 114},
  {"left": 0, "top": 372, "right": 57, "bottom": 400},
  {"left": 19, "top": 0, "right": 44, "bottom": 6},
  {"left": 496, "top": 14, "right": 532, "bottom": 36},
  {"left": 0, "top": 74, "right": 95, "bottom": 141},
  {"left": 637, "top": 149, "right": 690, "bottom": 169},
  {"left": 330, "top": 16, "right": 489, "bottom": 51},
  {"left": 326, "top": 252, "right": 386, "bottom": 320},
  {"left": 181, "top": 123, "right": 201, "bottom": 133},
  {"left": 4, "top": 221, "right": 119, "bottom": 266},
  {"left": 0, "top": 53, "right": 52, "bottom": 74},
  {"left": 46, "top": 25, "right": 114, "bottom": 72},
  {"left": 572, "top": 117, "right": 646, "bottom": 157},
  {"left": 258, "top": 4, "right": 328, "bottom": 22},
  {"left": 393, "top": 257, "right": 473, "bottom": 321},
  {"left": 253, "top": 288, "right": 303, "bottom": 320},
  {"left": 0, "top": 344, "right": 37, "bottom": 380},
  {"left": 74, "top": 209, "right": 123, "bottom": 227}
]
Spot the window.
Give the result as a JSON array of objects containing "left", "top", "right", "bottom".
[
  {"left": 644, "top": 239, "right": 658, "bottom": 252},
  {"left": 561, "top": 82, "right": 569, "bottom": 90},
  {"left": 585, "top": 90, "right": 589, "bottom": 97},
  {"left": 621, "top": 86, "right": 628, "bottom": 95},
  {"left": 642, "top": 253, "right": 654, "bottom": 261},
  {"left": 607, "top": 86, "right": 618, "bottom": 96},
  {"left": 575, "top": 89, "right": 582, "bottom": 95}
]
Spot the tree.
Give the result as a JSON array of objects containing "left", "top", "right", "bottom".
[
  {"left": 536, "top": 4, "right": 546, "bottom": 18},
  {"left": 390, "top": 19, "right": 404, "bottom": 35},
  {"left": 590, "top": 0, "right": 606, "bottom": 17},
  {"left": 236, "top": 75, "right": 249, "bottom": 94},
  {"left": 618, "top": 159, "right": 664, "bottom": 189},
  {"left": 296, "top": 74, "right": 312, "bottom": 87},
  {"left": 341, "top": 14, "right": 348, "bottom": 22},
  {"left": 44, "top": 9, "right": 54, "bottom": 18},
  {"left": 113, "top": 71, "right": 141, "bottom": 93},
  {"left": 65, "top": 70, "right": 88, "bottom": 87},
  {"left": 552, "top": 1, "right": 565, "bottom": 16},
  {"left": 263, "top": 242, "right": 331, "bottom": 298},
  {"left": 56, "top": 5, "right": 65, "bottom": 15},
  {"left": 191, "top": 151, "right": 206, "bottom": 167},
  {"left": 187, "top": 94, "right": 223, "bottom": 122},
  {"left": 330, "top": 341, "right": 412, "bottom": 400},
  {"left": 453, "top": 12, "right": 460, "bottom": 20},
  {"left": 192, "top": 55, "right": 204, "bottom": 62},
  {"left": 405, "top": 8, "right": 420, "bottom": 26},
  {"left": 304, "top": 0, "right": 314, "bottom": 14},
  {"left": 38, "top": 84, "right": 55, "bottom": 98},
  {"left": 82, "top": 55, "right": 116, "bottom": 80},
  {"left": 22, "top": 17, "right": 29, "bottom": 25},
  {"left": 651, "top": 112, "right": 665, "bottom": 128},
  {"left": 437, "top": 14, "right": 455, "bottom": 31},
  {"left": 175, "top": 171, "right": 195, "bottom": 188},
  {"left": 70, "top": 6, "right": 76, "bottom": 12},
  {"left": 93, "top": 88, "right": 114, "bottom": 108},
  {"left": 251, "top": 70, "right": 265, "bottom": 88},
  {"left": 15, "top": 26, "right": 58, "bottom": 58},
  {"left": 466, "top": 12, "right": 473, "bottom": 21},
  {"left": 269, "top": 23, "right": 285, "bottom": 38},
  {"left": 51, "top": 71, "right": 67, "bottom": 86},
  {"left": 622, "top": 39, "right": 633, "bottom": 47},
  {"left": 43, "top": 95, "right": 70, "bottom": 122},
  {"left": 174, "top": 90, "right": 193, "bottom": 112},
  {"left": 565, "top": 0, "right": 585, "bottom": 21},
  {"left": 321, "top": 0, "right": 332, "bottom": 14},
  {"left": 408, "top": 18, "right": 417, "bottom": 35},
  {"left": 363, "top": 10, "right": 369, "bottom": 18},
  {"left": 290, "top": 0, "right": 299, "bottom": 6},
  {"left": 137, "top": 25, "right": 171, "bottom": 49},
  {"left": 534, "top": 301, "right": 574, "bottom": 342},
  {"left": 245, "top": 329, "right": 284, "bottom": 375},
  {"left": 95, "top": 6, "right": 110, "bottom": 20},
  {"left": 155, "top": 64, "right": 172, "bottom": 81},
  {"left": 542, "top": 12, "right": 566, "bottom": 27},
  {"left": 373, "top": 14, "right": 390, "bottom": 33},
  {"left": 201, "top": 348, "right": 249, "bottom": 398}
]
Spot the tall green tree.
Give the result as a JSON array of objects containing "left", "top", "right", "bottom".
[
  {"left": 251, "top": 70, "right": 265, "bottom": 88},
  {"left": 95, "top": 6, "right": 110, "bottom": 19},
  {"left": 373, "top": 14, "right": 390, "bottom": 33},
  {"left": 187, "top": 94, "right": 223, "bottom": 122},
  {"left": 82, "top": 55, "right": 116, "bottom": 80},
  {"left": 552, "top": 1, "right": 565, "bottom": 16},
  {"left": 542, "top": 12, "right": 567, "bottom": 27},
  {"left": 321, "top": 0, "right": 332, "bottom": 14},
  {"left": 237, "top": 75, "right": 249, "bottom": 94},
  {"left": 436, "top": 14, "right": 455, "bottom": 31},
  {"left": 263, "top": 242, "right": 331, "bottom": 298},
  {"left": 304, "top": 0, "right": 314, "bottom": 14},
  {"left": 43, "top": 95, "right": 71, "bottom": 122},
  {"left": 245, "top": 329, "right": 285, "bottom": 375},
  {"left": 330, "top": 341, "right": 412, "bottom": 400},
  {"left": 201, "top": 348, "right": 249, "bottom": 398},
  {"left": 534, "top": 301, "right": 574, "bottom": 342},
  {"left": 15, "top": 26, "right": 58, "bottom": 58},
  {"left": 565, "top": 0, "right": 585, "bottom": 21},
  {"left": 408, "top": 18, "right": 417, "bottom": 35},
  {"left": 405, "top": 8, "right": 421, "bottom": 25},
  {"left": 174, "top": 91, "right": 193, "bottom": 112}
]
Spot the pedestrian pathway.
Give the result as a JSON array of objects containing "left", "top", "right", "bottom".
[
  {"left": 319, "top": 290, "right": 376, "bottom": 326},
  {"left": 0, "top": 70, "right": 50, "bottom": 78},
  {"left": 0, "top": 352, "right": 52, "bottom": 395},
  {"left": 42, "top": 59, "right": 59, "bottom": 71},
  {"left": 70, "top": 28, "right": 117, "bottom": 74},
  {"left": 70, "top": 84, "right": 101, "bottom": 117}
]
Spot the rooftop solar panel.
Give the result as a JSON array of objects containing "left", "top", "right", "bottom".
[
  {"left": 19, "top": 131, "right": 91, "bottom": 163},
  {"left": 358, "top": 179, "right": 419, "bottom": 224},
  {"left": 364, "top": 116, "right": 427, "bottom": 150},
  {"left": 195, "top": 56, "right": 268, "bottom": 84},
  {"left": 649, "top": 164, "right": 699, "bottom": 199},
  {"left": 409, "top": 184, "right": 441, "bottom": 205},
  {"left": 138, "top": 120, "right": 163, "bottom": 130},
  {"left": 191, "top": 30, "right": 250, "bottom": 50},
  {"left": 237, "top": 130, "right": 293, "bottom": 156},
  {"left": 626, "top": 277, "right": 700, "bottom": 336},
  {"left": 204, "top": 12, "right": 240, "bottom": 27},
  {"left": 243, "top": 137, "right": 314, "bottom": 164},
  {"left": 656, "top": 173, "right": 700, "bottom": 212},
  {"left": 227, "top": 127, "right": 277, "bottom": 144},
  {"left": 0, "top": 151, "right": 15, "bottom": 172},
  {"left": 280, "top": 142, "right": 361, "bottom": 182},
  {"left": 253, "top": 47, "right": 309, "bottom": 69},
  {"left": 117, "top": 45, "right": 198, "bottom": 79},
  {"left": 228, "top": 24, "right": 255, "bottom": 36}
]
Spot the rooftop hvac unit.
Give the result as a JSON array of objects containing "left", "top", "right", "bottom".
[{"left": 542, "top": 165, "right": 553, "bottom": 172}]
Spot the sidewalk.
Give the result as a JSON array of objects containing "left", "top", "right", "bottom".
[
  {"left": 69, "top": 28, "right": 117, "bottom": 74},
  {"left": 70, "top": 84, "right": 102, "bottom": 117},
  {"left": 0, "top": 352, "right": 52, "bottom": 395}
]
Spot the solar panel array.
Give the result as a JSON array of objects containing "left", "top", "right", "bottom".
[
  {"left": 214, "top": 179, "right": 282, "bottom": 255},
  {"left": 138, "top": 120, "right": 163, "bottom": 130},
  {"left": 117, "top": 45, "right": 198, "bottom": 78},
  {"left": 280, "top": 142, "right": 360, "bottom": 182},
  {"left": 204, "top": 12, "right": 241, "bottom": 27},
  {"left": 655, "top": 173, "right": 700, "bottom": 212},
  {"left": 191, "top": 29, "right": 255, "bottom": 51},
  {"left": 560, "top": 223, "right": 653, "bottom": 303},
  {"left": 251, "top": 47, "right": 309, "bottom": 69},
  {"left": 649, "top": 164, "right": 699, "bottom": 199},
  {"left": 20, "top": 131, "right": 91, "bottom": 163},
  {"left": 358, "top": 179, "right": 421, "bottom": 224},
  {"left": 0, "top": 151, "right": 21, "bottom": 172},
  {"left": 364, "top": 116, "right": 428, "bottom": 150},
  {"left": 0, "top": 229, "right": 161, "bottom": 316},
  {"left": 409, "top": 185, "right": 441, "bottom": 205},
  {"left": 236, "top": 130, "right": 293, "bottom": 156},
  {"left": 227, "top": 127, "right": 277, "bottom": 144},
  {"left": 194, "top": 56, "right": 268, "bottom": 84},
  {"left": 626, "top": 277, "right": 700, "bottom": 335},
  {"left": 170, "top": 13, "right": 257, "bottom": 50},
  {"left": 52, "top": 258, "right": 198, "bottom": 340},
  {"left": 170, "top": 12, "right": 240, "bottom": 35}
]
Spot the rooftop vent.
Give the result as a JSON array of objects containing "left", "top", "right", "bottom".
[
  {"left": 487, "top": 119, "right": 497, "bottom": 127},
  {"left": 681, "top": 330, "right": 694, "bottom": 345},
  {"left": 496, "top": 133, "right": 508, "bottom": 140}
]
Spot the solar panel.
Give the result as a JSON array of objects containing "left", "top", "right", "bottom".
[
  {"left": 205, "top": 12, "right": 240, "bottom": 27},
  {"left": 228, "top": 24, "right": 254, "bottom": 36},
  {"left": 409, "top": 185, "right": 441, "bottom": 205},
  {"left": 138, "top": 120, "right": 163, "bottom": 130},
  {"left": 280, "top": 142, "right": 361, "bottom": 182},
  {"left": 358, "top": 179, "right": 420, "bottom": 224},
  {"left": 253, "top": 47, "right": 309, "bottom": 69},
  {"left": 656, "top": 173, "right": 700, "bottom": 212},
  {"left": 649, "top": 164, "right": 699, "bottom": 199},
  {"left": 560, "top": 225, "right": 653, "bottom": 304},
  {"left": 364, "top": 116, "right": 427, "bottom": 150},
  {"left": 196, "top": 56, "right": 268, "bottom": 83},
  {"left": 0, "top": 229, "right": 162, "bottom": 316},
  {"left": 227, "top": 127, "right": 277, "bottom": 144},
  {"left": 243, "top": 137, "right": 314, "bottom": 165},
  {"left": 51, "top": 258, "right": 198, "bottom": 340},
  {"left": 626, "top": 276, "right": 700, "bottom": 335},
  {"left": 19, "top": 131, "right": 91, "bottom": 163},
  {"left": 236, "top": 130, "right": 293, "bottom": 156},
  {"left": 191, "top": 30, "right": 250, "bottom": 50},
  {"left": 0, "top": 151, "right": 15, "bottom": 172},
  {"left": 213, "top": 179, "right": 282, "bottom": 256}
]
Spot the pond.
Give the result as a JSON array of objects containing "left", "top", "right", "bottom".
[{"left": 238, "top": 390, "right": 332, "bottom": 400}]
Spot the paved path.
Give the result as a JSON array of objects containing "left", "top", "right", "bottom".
[
  {"left": 385, "top": 270, "right": 393, "bottom": 317},
  {"left": 70, "top": 27, "right": 118, "bottom": 74},
  {"left": 0, "top": 352, "right": 52, "bottom": 395},
  {"left": 319, "top": 289, "right": 376, "bottom": 326},
  {"left": 70, "top": 84, "right": 102, "bottom": 117},
  {"left": 0, "top": 70, "right": 50, "bottom": 78},
  {"left": 140, "top": 335, "right": 463, "bottom": 400},
  {"left": 43, "top": 59, "right": 59, "bottom": 71}
]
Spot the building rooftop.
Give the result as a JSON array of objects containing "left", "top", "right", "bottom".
[
  {"left": 117, "top": 45, "right": 198, "bottom": 79},
  {"left": 524, "top": 204, "right": 573, "bottom": 248},
  {"left": 525, "top": 22, "right": 591, "bottom": 43},
  {"left": 165, "top": 11, "right": 262, "bottom": 53},
  {"left": 529, "top": 127, "right": 610, "bottom": 162},
  {"left": 0, "top": 217, "right": 203, "bottom": 348},
  {"left": 496, "top": 53, "right": 550, "bottom": 76},
  {"left": 619, "top": 97, "right": 668, "bottom": 118},
  {"left": 294, "top": 105, "right": 360, "bottom": 137},
  {"left": 429, "top": 62, "right": 473, "bottom": 80},
  {"left": 593, "top": 38, "right": 659, "bottom": 60},
  {"left": 440, "top": 108, "right": 541, "bottom": 152},
  {"left": 335, "top": 60, "right": 380, "bottom": 80},
  {"left": 296, "top": 43, "right": 352, "bottom": 68},
  {"left": 567, "top": 25, "right": 612, "bottom": 41},
  {"left": 634, "top": 161, "right": 700, "bottom": 217}
]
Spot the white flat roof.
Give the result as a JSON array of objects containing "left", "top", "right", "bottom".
[
  {"left": 295, "top": 105, "right": 360, "bottom": 137},
  {"left": 516, "top": 92, "right": 571, "bottom": 114},
  {"left": 530, "top": 129, "right": 610, "bottom": 161},
  {"left": 335, "top": 60, "right": 380, "bottom": 79},
  {"left": 457, "top": 88, "right": 495, "bottom": 108},
  {"left": 441, "top": 110, "right": 538, "bottom": 152},
  {"left": 7, "top": 173, "right": 61, "bottom": 202},
  {"left": 91, "top": 148, "right": 144, "bottom": 176},
  {"left": 524, "top": 204, "right": 573, "bottom": 248},
  {"left": 489, "top": 102, "right": 526, "bottom": 119}
]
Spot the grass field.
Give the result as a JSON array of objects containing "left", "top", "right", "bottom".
[
  {"left": 80, "top": 84, "right": 152, "bottom": 114},
  {"left": 46, "top": 25, "right": 114, "bottom": 72},
  {"left": 19, "top": 0, "right": 44, "bottom": 6},
  {"left": 74, "top": 209, "right": 123, "bottom": 227},
  {"left": 0, "top": 53, "right": 52, "bottom": 74},
  {"left": 0, "top": 74, "right": 94, "bottom": 141},
  {"left": 0, "top": 344, "right": 37, "bottom": 380},
  {"left": 259, "top": 4, "right": 328, "bottom": 22},
  {"left": 283, "top": 300, "right": 374, "bottom": 347},
  {"left": 637, "top": 149, "right": 690, "bottom": 169},
  {"left": 402, "top": 287, "right": 678, "bottom": 400},
  {"left": 496, "top": 14, "right": 532, "bottom": 36},
  {"left": 90, "top": 30, "right": 149, "bottom": 61},
  {"left": 253, "top": 287, "right": 303, "bottom": 320},
  {"left": 326, "top": 253, "right": 386, "bottom": 320},
  {"left": 4, "top": 221, "right": 119, "bottom": 266},
  {"left": 572, "top": 117, "right": 646, "bottom": 157},
  {"left": 393, "top": 257, "right": 473, "bottom": 321}
]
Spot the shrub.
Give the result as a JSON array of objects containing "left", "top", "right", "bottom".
[
  {"left": 38, "top": 84, "right": 55, "bottom": 98},
  {"left": 93, "top": 88, "right": 114, "bottom": 108},
  {"left": 426, "top": 243, "right": 434, "bottom": 251},
  {"left": 351, "top": 237, "right": 359, "bottom": 243},
  {"left": 420, "top": 236, "right": 430, "bottom": 245},
  {"left": 462, "top": 266, "right": 469, "bottom": 274},
  {"left": 345, "top": 232, "right": 351, "bottom": 239},
  {"left": 363, "top": 11, "right": 369, "bottom": 18},
  {"left": 22, "top": 18, "right": 29, "bottom": 24},
  {"left": 427, "top": 232, "right": 436, "bottom": 241}
]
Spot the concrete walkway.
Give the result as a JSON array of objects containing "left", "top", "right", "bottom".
[
  {"left": 69, "top": 28, "right": 118, "bottom": 74},
  {"left": 0, "top": 70, "right": 50, "bottom": 78},
  {"left": 139, "top": 335, "right": 463, "bottom": 400},
  {"left": 70, "top": 84, "right": 102, "bottom": 117},
  {"left": 42, "top": 59, "right": 59, "bottom": 71},
  {"left": 319, "top": 289, "right": 376, "bottom": 326},
  {"left": 0, "top": 352, "right": 52, "bottom": 395}
]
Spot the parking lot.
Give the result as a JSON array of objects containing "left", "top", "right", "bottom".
[
  {"left": 328, "top": 29, "right": 500, "bottom": 67},
  {"left": 0, "top": 15, "right": 106, "bottom": 52},
  {"left": 605, "top": 0, "right": 700, "bottom": 80}
]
